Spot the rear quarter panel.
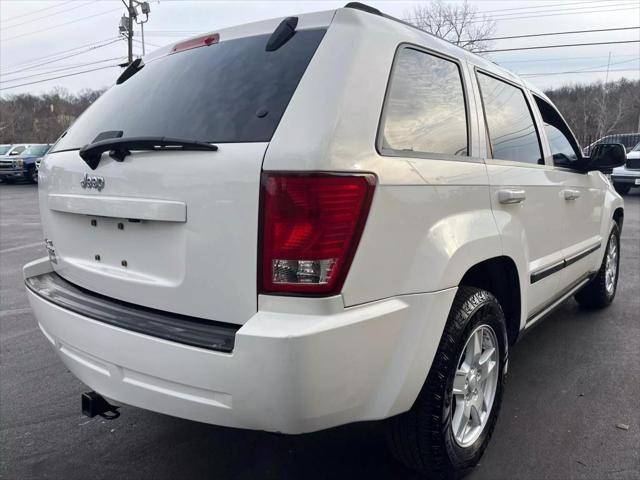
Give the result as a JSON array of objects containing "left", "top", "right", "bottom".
[{"left": 264, "top": 9, "right": 502, "bottom": 306}]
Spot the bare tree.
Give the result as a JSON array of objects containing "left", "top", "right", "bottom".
[
  {"left": 403, "top": 0, "right": 496, "bottom": 53},
  {"left": 0, "top": 88, "right": 106, "bottom": 143},
  {"left": 545, "top": 79, "right": 640, "bottom": 146}
]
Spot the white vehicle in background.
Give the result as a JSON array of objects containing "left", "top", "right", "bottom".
[
  {"left": 24, "top": 3, "right": 625, "bottom": 477},
  {"left": 612, "top": 141, "right": 640, "bottom": 195},
  {"left": 0, "top": 144, "right": 30, "bottom": 158},
  {"left": 0, "top": 144, "right": 14, "bottom": 156}
]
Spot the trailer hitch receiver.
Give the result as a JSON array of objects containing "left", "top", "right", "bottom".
[{"left": 81, "top": 391, "right": 120, "bottom": 420}]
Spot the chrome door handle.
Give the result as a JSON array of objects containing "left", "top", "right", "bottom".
[
  {"left": 562, "top": 189, "right": 581, "bottom": 200},
  {"left": 498, "top": 189, "right": 526, "bottom": 204}
]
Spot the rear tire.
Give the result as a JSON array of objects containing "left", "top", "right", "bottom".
[
  {"left": 386, "top": 287, "right": 508, "bottom": 479},
  {"left": 614, "top": 183, "right": 631, "bottom": 195},
  {"left": 574, "top": 223, "right": 620, "bottom": 309}
]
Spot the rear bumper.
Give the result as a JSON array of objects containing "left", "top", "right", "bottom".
[
  {"left": 25, "top": 257, "right": 456, "bottom": 434},
  {"left": 612, "top": 165, "right": 640, "bottom": 184},
  {"left": 611, "top": 174, "right": 640, "bottom": 185}
]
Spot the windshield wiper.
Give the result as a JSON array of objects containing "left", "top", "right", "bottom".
[{"left": 78, "top": 136, "right": 219, "bottom": 170}]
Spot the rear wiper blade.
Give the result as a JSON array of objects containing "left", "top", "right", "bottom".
[{"left": 78, "top": 136, "right": 218, "bottom": 170}]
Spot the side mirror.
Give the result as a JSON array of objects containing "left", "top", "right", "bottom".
[{"left": 586, "top": 143, "right": 626, "bottom": 173}]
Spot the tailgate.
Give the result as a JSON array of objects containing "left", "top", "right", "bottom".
[{"left": 39, "top": 145, "right": 266, "bottom": 324}]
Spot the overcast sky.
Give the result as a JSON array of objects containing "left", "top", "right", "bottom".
[{"left": 1, "top": 0, "right": 639, "bottom": 95}]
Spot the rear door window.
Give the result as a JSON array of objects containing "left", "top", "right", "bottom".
[
  {"left": 53, "top": 29, "right": 326, "bottom": 152},
  {"left": 477, "top": 72, "right": 543, "bottom": 165},
  {"left": 379, "top": 47, "right": 469, "bottom": 157}
]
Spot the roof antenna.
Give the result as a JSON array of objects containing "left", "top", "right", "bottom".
[{"left": 266, "top": 17, "right": 298, "bottom": 51}]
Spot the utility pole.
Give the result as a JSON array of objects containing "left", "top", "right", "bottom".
[
  {"left": 118, "top": 0, "right": 150, "bottom": 64},
  {"left": 127, "top": 0, "right": 134, "bottom": 64}
]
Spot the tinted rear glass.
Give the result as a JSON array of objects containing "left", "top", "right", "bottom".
[
  {"left": 380, "top": 48, "right": 468, "bottom": 157},
  {"left": 53, "top": 30, "right": 326, "bottom": 152},
  {"left": 477, "top": 73, "right": 543, "bottom": 165}
]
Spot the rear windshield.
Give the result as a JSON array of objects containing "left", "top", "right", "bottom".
[
  {"left": 53, "top": 29, "right": 326, "bottom": 152},
  {"left": 23, "top": 144, "right": 50, "bottom": 156}
]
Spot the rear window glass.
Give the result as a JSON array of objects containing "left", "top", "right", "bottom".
[
  {"left": 379, "top": 47, "right": 468, "bottom": 157},
  {"left": 53, "top": 30, "right": 326, "bottom": 152}
]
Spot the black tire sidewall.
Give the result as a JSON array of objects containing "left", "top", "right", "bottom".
[
  {"left": 29, "top": 167, "right": 38, "bottom": 184},
  {"left": 441, "top": 292, "right": 508, "bottom": 469}
]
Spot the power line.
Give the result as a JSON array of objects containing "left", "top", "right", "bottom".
[
  {"left": 478, "top": 40, "right": 640, "bottom": 53},
  {"left": 152, "top": 5, "right": 639, "bottom": 38},
  {"left": 483, "top": 5, "right": 640, "bottom": 23},
  {"left": 521, "top": 68, "right": 639, "bottom": 77},
  {"left": 1, "top": 40, "right": 121, "bottom": 77},
  {"left": 1, "top": 8, "right": 122, "bottom": 42},
  {"left": 499, "top": 54, "right": 639, "bottom": 64},
  {"left": 2, "top": 2, "right": 93, "bottom": 31},
  {"left": 479, "top": 1, "right": 636, "bottom": 19},
  {"left": 517, "top": 57, "right": 640, "bottom": 76},
  {"left": 131, "top": 38, "right": 162, "bottom": 49},
  {"left": 479, "top": 26, "right": 640, "bottom": 42},
  {"left": 0, "top": 65, "right": 121, "bottom": 92},
  {"left": 0, "top": 58, "right": 127, "bottom": 84},
  {"left": 1, "top": 37, "right": 119, "bottom": 71},
  {"left": 0, "top": 0, "right": 74, "bottom": 24},
  {"left": 473, "top": 0, "right": 606, "bottom": 15},
  {"left": 405, "top": 3, "right": 639, "bottom": 25}
]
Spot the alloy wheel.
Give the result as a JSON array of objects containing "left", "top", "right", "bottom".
[{"left": 451, "top": 324, "right": 499, "bottom": 448}]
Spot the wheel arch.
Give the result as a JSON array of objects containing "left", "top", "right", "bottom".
[{"left": 459, "top": 256, "right": 521, "bottom": 345}]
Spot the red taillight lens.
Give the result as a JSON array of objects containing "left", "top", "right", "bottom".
[{"left": 259, "top": 172, "right": 376, "bottom": 295}]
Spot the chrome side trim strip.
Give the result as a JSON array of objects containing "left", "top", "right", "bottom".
[{"left": 530, "top": 242, "right": 601, "bottom": 284}]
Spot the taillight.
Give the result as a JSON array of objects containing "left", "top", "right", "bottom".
[{"left": 259, "top": 172, "right": 376, "bottom": 295}]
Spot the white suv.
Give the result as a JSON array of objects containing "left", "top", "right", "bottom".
[{"left": 24, "top": 4, "right": 625, "bottom": 477}]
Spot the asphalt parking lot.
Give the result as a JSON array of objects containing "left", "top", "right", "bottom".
[{"left": 1, "top": 183, "right": 638, "bottom": 480}]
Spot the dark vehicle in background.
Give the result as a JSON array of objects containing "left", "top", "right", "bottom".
[
  {"left": 0, "top": 144, "right": 51, "bottom": 184},
  {"left": 612, "top": 141, "right": 640, "bottom": 195},
  {"left": 584, "top": 133, "right": 640, "bottom": 155}
]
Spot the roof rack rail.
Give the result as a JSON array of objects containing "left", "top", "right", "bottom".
[
  {"left": 344, "top": 2, "right": 381, "bottom": 16},
  {"left": 343, "top": 2, "right": 466, "bottom": 54}
]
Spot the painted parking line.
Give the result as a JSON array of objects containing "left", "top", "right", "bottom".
[{"left": 0, "top": 241, "right": 42, "bottom": 254}]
